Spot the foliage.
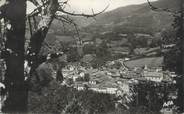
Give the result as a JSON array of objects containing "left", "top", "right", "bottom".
[
  {"left": 95, "top": 40, "right": 109, "bottom": 58},
  {"left": 66, "top": 78, "right": 74, "bottom": 86},
  {"left": 90, "top": 58, "right": 106, "bottom": 68},
  {"left": 163, "top": 47, "right": 181, "bottom": 73},
  {"left": 132, "top": 81, "right": 175, "bottom": 112},
  {"left": 83, "top": 44, "right": 96, "bottom": 54},
  {"left": 76, "top": 73, "right": 90, "bottom": 82},
  {"left": 90, "top": 40, "right": 112, "bottom": 68},
  {"left": 67, "top": 47, "right": 81, "bottom": 62},
  {"left": 28, "top": 81, "right": 115, "bottom": 114},
  {"left": 161, "top": 21, "right": 182, "bottom": 74},
  {"left": 107, "top": 108, "right": 162, "bottom": 114},
  {"left": 29, "top": 80, "right": 172, "bottom": 113},
  {"left": 161, "top": 27, "right": 177, "bottom": 45}
]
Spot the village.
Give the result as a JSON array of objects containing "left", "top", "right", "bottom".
[{"left": 61, "top": 58, "right": 176, "bottom": 97}]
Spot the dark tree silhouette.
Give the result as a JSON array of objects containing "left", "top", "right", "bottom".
[
  {"left": 147, "top": 0, "right": 184, "bottom": 112},
  {"left": 0, "top": 0, "right": 107, "bottom": 112},
  {"left": 0, "top": 0, "right": 27, "bottom": 112}
]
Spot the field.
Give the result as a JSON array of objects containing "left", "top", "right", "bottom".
[{"left": 124, "top": 57, "right": 163, "bottom": 69}]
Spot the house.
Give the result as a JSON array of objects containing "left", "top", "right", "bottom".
[
  {"left": 118, "top": 34, "right": 128, "bottom": 37},
  {"left": 89, "top": 80, "right": 98, "bottom": 85},
  {"left": 121, "top": 83, "right": 130, "bottom": 93},
  {"left": 106, "top": 88, "right": 118, "bottom": 94},
  {"left": 124, "top": 58, "right": 130, "bottom": 61},
  {"left": 74, "top": 83, "right": 85, "bottom": 91},
  {"left": 162, "top": 44, "right": 175, "bottom": 49},
  {"left": 79, "top": 72, "right": 85, "bottom": 77},
  {"left": 89, "top": 87, "right": 107, "bottom": 93},
  {"left": 89, "top": 87, "right": 118, "bottom": 94},
  {"left": 72, "top": 75, "right": 79, "bottom": 82},
  {"left": 135, "top": 33, "right": 152, "bottom": 38},
  {"left": 142, "top": 70, "right": 163, "bottom": 82}
]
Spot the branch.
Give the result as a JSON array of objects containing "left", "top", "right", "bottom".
[
  {"left": 27, "top": 1, "right": 50, "bottom": 17},
  {"left": 28, "top": 0, "right": 40, "bottom": 7},
  {"left": 147, "top": 0, "right": 179, "bottom": 15},
  {"left": 0, "top": 1, "right": 9, "bottom": 19},
  {"left": 27, "top": 0, "right": 59, "bottom": 66},
  {"left": 27, "top": 0, "right": 109, "bottom": 90},
  {"left": 55, "top": 14, "right": 82, "bottom": 45},
  {"left": 28, "top": 0, "right": 69, "bottom": 17},
  {"left": 55, "top": 14, "right": 75, "bottom": 24},
  {"left": 57, "top": 4, "right": 109, "bottom": 18}
]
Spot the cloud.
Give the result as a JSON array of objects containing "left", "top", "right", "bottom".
[
  {"left": 27, "top": 0, "right": 158, "bottom": 14},
  {"left": 27, "top": 1, "right": 37, "bottom": 14},
  {"left": 67, "top": 0, "right": 158, "bottom": 13}
]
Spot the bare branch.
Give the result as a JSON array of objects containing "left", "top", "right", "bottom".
[
  {"left": 28, "top": 0, "right": 70, "bottom": 17},
  {"left": 55, "top": 14, "right": 75, "bottom": 24},
  {"left": 91, "top": 9, "right": 97, "bottom": 21},
  {"left": 0, "top": 1, "right": 9, "bottom": 19},
  {"left": 147, "top": 0, "right": 179, "bottom": 15},
  {"left": 55, "top": 14, "right": 83, "bottom": 50},
  {"left": 57, "top": 4, "right": 109, "bottom": 18},
  {"left": 28, "top": 0, "right": 40, "bottom": 6},
  {"left": 28, "top": 16, "right": 33, "bottom": 36},
  {"left": 28, "top": 1, "right": 49, "bottom": 17},
  {"left": 27, "top": 0, "right": 59, "bottom": 64}
]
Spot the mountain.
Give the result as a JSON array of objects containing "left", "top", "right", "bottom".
[
  {"left": 93, "top": 0, "right": 178, "bottom": 25},
  {"left": 44, "top": 0, "right": 179, "bottom": 60},
  {"left": 78, "top": 0, "right": 178, "bottom": 34},
  {"left": 50, "top": 0, "right": 179, "bottom": 34}
]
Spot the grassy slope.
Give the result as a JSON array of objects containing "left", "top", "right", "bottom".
[{"left": 124, "top": 57, "right": 163, "bottom": 69}]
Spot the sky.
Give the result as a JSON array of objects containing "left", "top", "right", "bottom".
[
  {"left": 26, "top": 0, "right": 157, "bottom": 14},
  {"left": 67, "top": 0, "right": 157, "bottom": 13}
]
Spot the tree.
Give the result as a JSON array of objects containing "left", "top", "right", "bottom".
[
  {"left": 0, "top": 0, "right": 27, "bottom": 112},
  {"left": 0, "top": 0, "right": 107, "bottom": 112},
  {"left": 147, "top": 0, "right": 184, "bottom": 112}
]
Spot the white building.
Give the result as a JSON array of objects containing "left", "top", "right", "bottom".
[
  {"left": 89, "top": 87, "right": 118, "bottom": 94},
  {"left": 106, "top": 88, "right": 118, "bottom": 94},
  {"left": 74, "top": 83, "right": 85, "bottom": 91},
  {"left": 142, "top": 70, "right": 163, "bottom": 82},
  {"left": 89, "top": 80, "right": 97, "bottom": 85}
]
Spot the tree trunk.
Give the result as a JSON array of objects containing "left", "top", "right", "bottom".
[
  {"left": 2, "top": 0, "right": 27, "bottom": 112},
  {"left": 176, "top": 0, "right": 184, "bottom": 112},
  {"left": 180, "top": 0, "right": 184, "bottom": 111},
  {"left": 27, "top": 0, "right": 59, "bottom": 91}
]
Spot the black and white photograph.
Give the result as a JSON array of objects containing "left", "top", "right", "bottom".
[{"left": 0, "top": 0, "right": 183, "bottom": 114}]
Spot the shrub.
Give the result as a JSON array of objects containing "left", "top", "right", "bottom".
[{"left": 28, "top": 81, "right": 115, "bottom": 114}]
